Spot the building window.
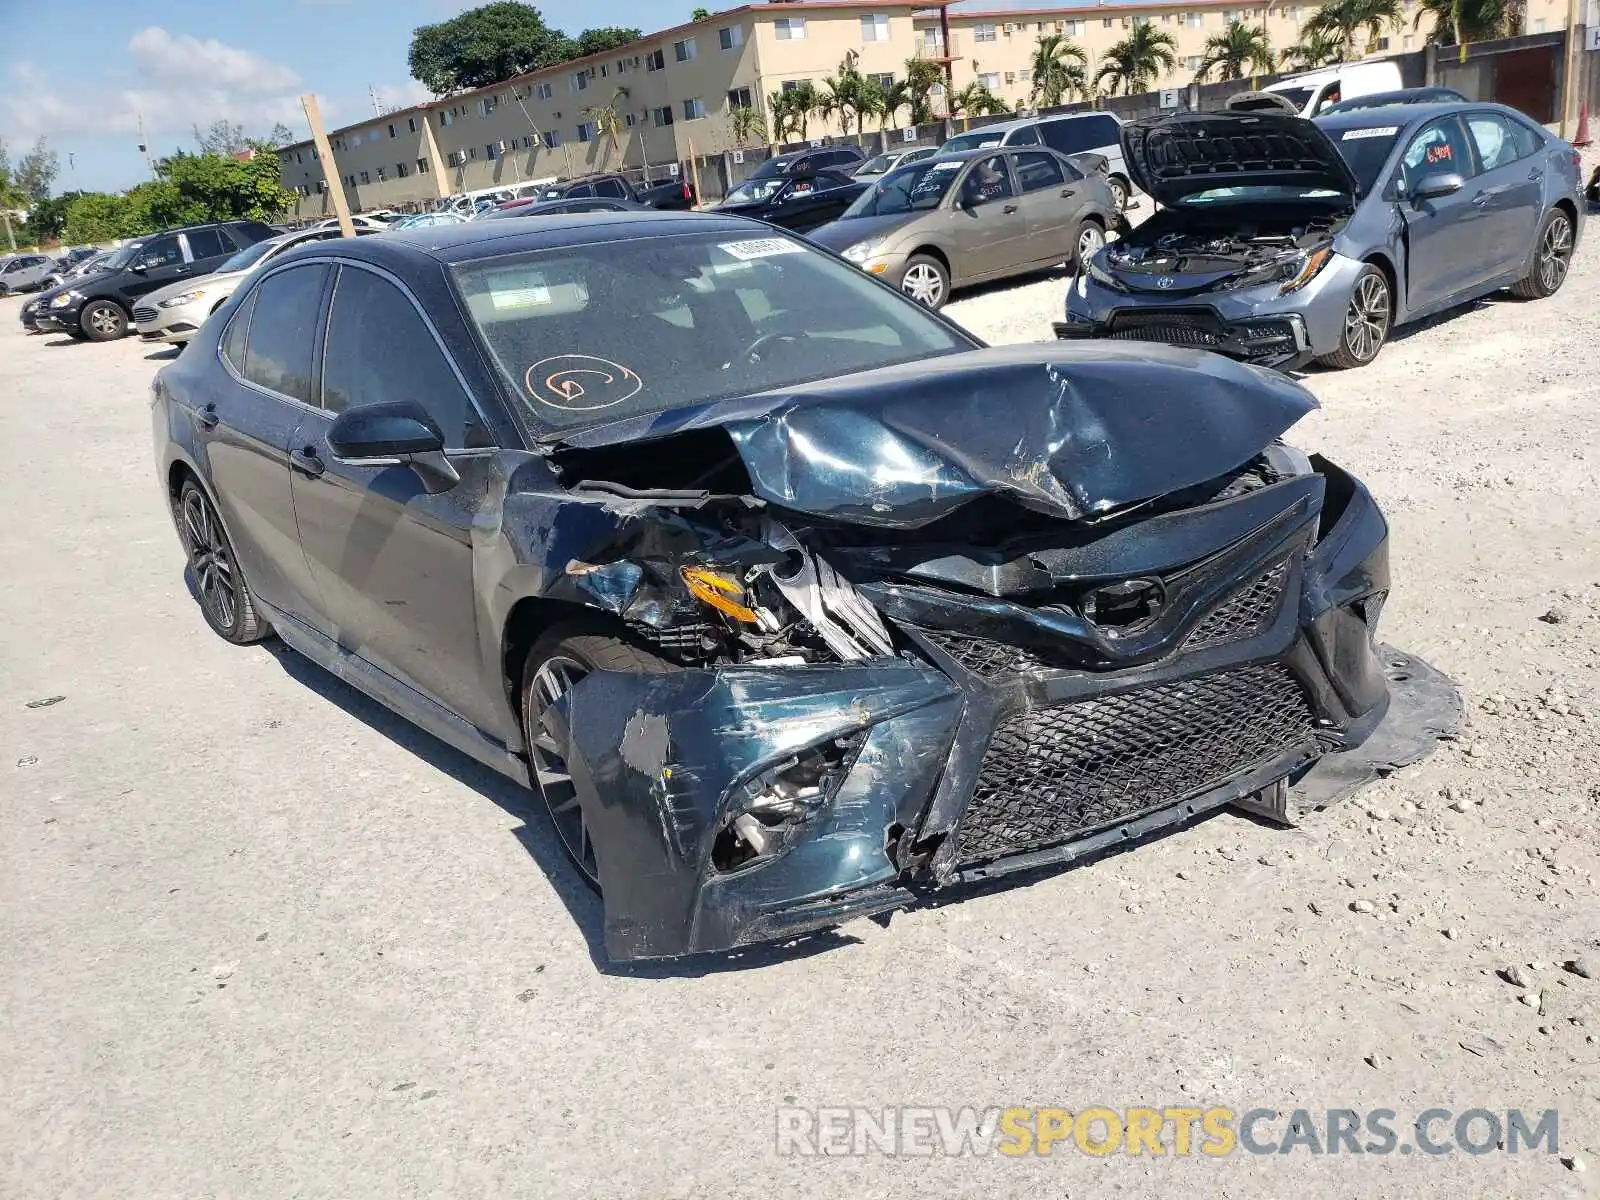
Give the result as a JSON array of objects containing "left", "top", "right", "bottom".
[
  {"left": 780, "top": 79, "right": 807, "bottom": 93},
  {"left": 535, "top": 81, "right": 553, "bottom": 100},
  {"left": 674, "top": 37, "right": 697, "bottom": 61},
  {"left": 974, "top": 22, "right": 997, "bottom": 41},
  {"left": 479, "top": 96, "right": 499, "bottom": 117},
  {"left": 417, "top": 158, "right": 429, "bottom": 173},
  {"left": 719, "top": 25, "right": 744, "bottom": 50},
  {"left": 682, "top": 97, "right": 706, "bottom": 119},
  {"left": 624, "top": 112, "right": 637, "bottom": 127},
  {"left": 485, "top": 142, "right": 500, "bottom": 160},
  {"left": 1403, "top": 33, "right": 1415, "bottom": 46},
  {"left": 577, "top": 121, "right": 596, "bottom": 142},
  {"left": 396, "top": 162, "right": 409, "bottom": 178},
  {"left": 646, "top": 48, "right": 666, "bottom": 71},
  {"left": 652, "top": 105, "right": 674, "bottom": 127},
  {"left": 1102, "top": 17, "right": 1113, "bottom": 28},
  {"left": 1185, "top": 12, "right": 1205, "bottom": 27},
  {"left": 1065, "top": 19, "right": 1086, "bottom": 35},
  {"left": 870, "top": 72, "right": 894, "bottom": 90},
  {"left": 978, "top": 72, "right": 1001, "bottom": 90},
  {"left": 727, "top": 86, "right": 754, "bottom": 109},
  {"left": 861, "top": 13, "right": 890, "bottom": 41},
  {"left": 1223, "top": 9, "right": 1240, "bottom": 22},
  {"left": 439, "top": 111, "right": 453, "bottom": 126},
  {"left": 1185, "top": 54, "right": 1203, "bottom": 69},
  {"left": 773, "top": 16, "right": 805, "bottom": 40},
  {"left": 359, "top": 170, "right": 370, "bottom": 184},
  {"left": 571, "top": 71, "right": 588, "bottom": 92},
  {"left": 1375, "top": 35, "right": 1391, "bottom": 48},
  {"left": 618, "top": 57, "right": 634, "bottom": 73},
  {"left": 408, "top": 116, "right": 417, "bottom": 133},
  {"left": 387, "top": 123, "right": 397, "bottom": 138},
  {"left": 542, "top": 130, "right": 561, "bottom": 148}
]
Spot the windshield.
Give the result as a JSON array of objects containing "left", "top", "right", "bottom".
[
  {"left": 1270, "top": 85, "right": 1317, "bottom": 111},
  {"left": 724, "top": 177, "right": 785, "bottom": 204},
  {"left": 99, "top": 243, "right": 142, "bottom": 271},
  {"left": 450, "top": 229, "right": 969, "bottom": 432},
  {"left": 941, "top": 130, "right": 1006, "bottom": 154},
  {"left": 841, "top": 160, "right": 962, "bottom": 217},
  {"left": 218, "top": 239, "right": 281, "bottom": 273},
  {"left": 856, "top": 154, "right": 893, "bottom": 174},
  {"left": 1325, "top": 125, "right": 1401, "bottom": 193}
]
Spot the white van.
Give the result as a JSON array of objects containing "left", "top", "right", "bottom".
[{"left": 1261, "top": 60, "right": 1404, "bottom": 118}]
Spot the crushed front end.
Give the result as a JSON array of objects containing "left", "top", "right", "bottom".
[{"left": 539, "top": 347, "right": 1447, "bottom": 961}]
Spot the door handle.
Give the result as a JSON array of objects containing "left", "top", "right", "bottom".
[
  {"left": 1471, "top": 190, "right": 1491, "bottom": 206},
  {"left": 1060, "top": 187, "right": 1077, "bottom": 198},
  {"left": 289, "top": 447, "right": 325, "bottom": 479},
  {"left": 1003, "top": 203, "right": 1019, "bottom": 214},
  {"left": 194, "top": 402, "right": 219, "bottom": 431}
]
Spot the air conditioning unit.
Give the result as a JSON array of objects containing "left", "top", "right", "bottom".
[{"left": 497, "top": 140, "right": 512, "bottom": 152}]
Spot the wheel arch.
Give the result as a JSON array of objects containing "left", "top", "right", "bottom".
[
  {"left": 1360, "top": 251, "right": 1399, "bottom": 315},
  {"left": 501, "top": 595, "right": 613, "bottom": 726}
]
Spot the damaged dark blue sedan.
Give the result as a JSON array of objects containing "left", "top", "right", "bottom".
[{"left": 151, "top": 213, "right": 1454, "bottom": 962}]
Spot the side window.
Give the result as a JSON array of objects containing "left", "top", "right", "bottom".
[
  {"left": 1014, "top": 151, "right": 1066, "bottom": 192},
  {"left": 1041, "top": 119, "right": 1090, "bottom": 155},
  {"left": 567, "top": 183, "right": 595, "bottom": 198},
  {"left": 1466, "top": 112, "right": 1539, "bottom": 172},
  {"left": 220, "top": 287, "right": 258, "bottom": 376},
  {"left": 183, "top": 228, "right": 230, "bottom": 261},
  {"left": 596, "top": 178, "right": 628, "bottom": 198},
  {"left": 811, "top": 171, "right": 852, "bottom": 191},
  {"left": 2, "top": 260, "right": 23, "bottom": 274},
  {"left": 1399, "top": 117, "right": 1474, "bottom": 192},
  {"left": 241, "top": 264, "right": 329, "bottom": 402},
  {"left": 960, "top": 155, "right": 1016, "bottom": 206},
  {"left": 1009, "top": 125, "right": 1042, "bottom": 146},
  {"left": 321, "top": 267, "right": 490, "bottom": 449},
  {"left": 137, "top": 236, "right": 184, "bottom": 269}
]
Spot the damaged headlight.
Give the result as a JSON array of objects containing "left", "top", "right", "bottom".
[
  {"left": 1219, "top": 246, "right": 1333, "bottom": 295},
  {"left": 713, "top": 734, "right": 865, "bottom": 872},
  {"left": 1086, "top": 254, "right": 1124, "bottom": 292}
]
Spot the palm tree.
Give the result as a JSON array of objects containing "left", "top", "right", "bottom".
[
  {"left": 582, "top": 85, "right": 630, "bottom": 171},
  {"left": 949, "top": 82, "right": 1009, "bottom": 118},
  {"left": 1195, "top": 22, "right": 1277, "bottom": 81},
  {"left": 1095, "top": 24, "right": 1179, "bottom": 96},
  {"left": 1304, "top": 0, "right": 1403, "bottom": 59},
  {"left": 729, "top": 104, "right": 768, "bottom": 147},
  {"left": 1413, "top": 0, "right": 1517, "bottom": 44},
  {"left": 818, "top": 53, "right": 872, "bottom": 134},
  {"left": 779, "top": 81, "right": 819, "bottom": 140},
  {"left": 1279, "top": 28, "right": 1345, "bottom": 67},
  {"left": 869, "top": 77, "right": 912, "bottom": 132},
  {"left": 1029, "top": 33, "right": 1090, "bottom": 108},
  {"left": 903, "top": 57, "right": 945, "bottom": 124}
]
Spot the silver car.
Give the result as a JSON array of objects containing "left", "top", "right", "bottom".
[
  {"left": 0, "top": 254, "right": 55, "bottom": 295},
  {"left": 133, "top": 229, "right": 346, "bottom": 345},
  {"left": 852, "top": 146, "right": 938, "bottom": 179},
  {"left": 1060, "top": 103, "right": 1584, "bottom": 370}
]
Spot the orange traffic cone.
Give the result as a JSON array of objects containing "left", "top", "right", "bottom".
[{"left": 1576, "top": 102, "right": 1592, "bottom": 149}]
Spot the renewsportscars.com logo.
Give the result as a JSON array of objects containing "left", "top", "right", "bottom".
[{"left": 775, "top": 1106, "right": 1561, "bottom": 1158}]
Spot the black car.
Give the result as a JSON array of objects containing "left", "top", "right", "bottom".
[
  {"left": 529, "top": 171, "right": 697, "bottom": 210},
  {"left": 711, "top": 170, "right": 869, "bottom": 232},
  {"left": 152, "top": 213, "right": 1448, "bottom": 962},
  {"left": 33, "top": 220, "right": 274, "bottom": 341},
  {"left": 747, "top": 144, "right": 866, "bottom": 181},
  {"left": 1320, "top": 87, "right": 1469, "bottom": 114}
]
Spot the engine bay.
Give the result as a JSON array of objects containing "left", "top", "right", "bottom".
[{"left": 1108, "top": 210, "right": 1346, "bottom": 276}]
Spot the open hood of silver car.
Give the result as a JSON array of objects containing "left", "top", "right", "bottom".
[{"left": 1121, "top": 111, "right": 1359, "bottom": 207}]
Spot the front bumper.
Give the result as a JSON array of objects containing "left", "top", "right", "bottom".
[
  {"left": 1056, "top": 307, "right": 1314, "bottom": 370},
  {"left": 32, "top": 300, "right": 83, "bottom": 334},
  {"left": 134, "top": 297, "right": 208, "bottom": 344},
  {"left": 558, "top": 458, "right": 1447, "bottom": 962}
]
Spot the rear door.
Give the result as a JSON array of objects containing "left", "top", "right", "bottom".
[
  {"left": 286, "top": 263, "right": 506, "bottom": 734},
  {"left": 949, "top": 153, "right": 1029, "bottom": 281},
  {"left": 180, "top": 226, "right": 238, "bottom": 276},
  {"left": 1010, "top": 150, "right": 1078, "bottom": 266},
  {"left": 1394, "top": 116, "right": 1483, "bottom": 309},
  {"left": 594, "top": 177, "right": 630, "bottom": 199},
  {"left": 1461, "top": 110, "right": 1545, "bottom": 279},
  {"left": 199, "top": 263, "right": 332, "bottom": 623}
]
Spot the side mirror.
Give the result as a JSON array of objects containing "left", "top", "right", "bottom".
[
  {"left": 1412, "top": 171, "right": 1464, "bottom": 201},
  {"left": 327, "top": 399, "right": 459, "bottom": 493},
  {"left": 130, "top": 261, "right": 149, "bottom": 274}
]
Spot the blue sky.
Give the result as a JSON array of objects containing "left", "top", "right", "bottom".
[{"left": 2, "top": 0, "right": 1088, "bottom": 195}]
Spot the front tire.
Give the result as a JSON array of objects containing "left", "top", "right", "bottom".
[
  {"left": 177, "top": 480, "right": 268, "bottom": 644},
  {"left": 1317, "top": 264, "right": 1390, "bottom": 370},
  {"left": 1510, "top": 208, "right": 1574, "bottom": 299},
  {"left": 80, "top": 299, "right": 128, "bottom": 342},
  {"left": 900, "top": 254, "right": 950, "bottom": 310},
  {"left": 520, "top": 622, "right": 677, "bottom": 890}
]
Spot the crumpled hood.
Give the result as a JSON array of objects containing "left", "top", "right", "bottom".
[
  {"left": 1122, "top": 111, "right": 1359, "bottom": 208},
  {"left": 553, "top": 342, "right": 1317, "bottom": 527}
]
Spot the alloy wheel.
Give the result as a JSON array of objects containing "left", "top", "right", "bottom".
[
  {"left": 1078, "top": 224, "right": 1106, "bottom": 264},
  {"left": 527, "top": 655, "right": 599, "bottom": 885},
  {"left": 86, "top": 304, "right": 122, "bottom": 337},
  {"left": 901, "top": 263, "right": 945, "bottom": 307},
  {"left": 1343, "top": 273, "right": 1390, "bottom": 364},
  {"left": 1537, "top": 214, "right": 1572, "bottom": 293},
  {"left": 1108, "top": 177, "right": 1129, "bottom": 211},
  {"left": 180, "top": 488, "right": 238, "bottom": 632}
]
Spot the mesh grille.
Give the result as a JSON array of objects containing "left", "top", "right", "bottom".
[
  {"left": 1183, "top": 560, "right": 1290, "bottom": 651},
  {"left": 916, "top": 629, "right": 1065, "bottom": 678},
  {"left": 1107, "top": 324, "right": 1223, "bottom": 347},
  {"left": 955, "top": 664, "right": 1314, "bottom": 863},
  {"left": 132, "top": 306, "right": 159, "bottom": 324}
]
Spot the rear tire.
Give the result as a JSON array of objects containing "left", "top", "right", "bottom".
[
  {"left": 176, "top": 480, "right": 269, "bottom": 644},
  {"left": 520, "top": 621, "right": 678, "bottom": 891},
  {"left": 1316, "top": 264, "right": 1391, "bottom": 370},
  {"left": 80, "top": 299, "right": 128, "bottom": 342},
  {"left": 1510, "top": 208, "right": 1574, "bottom": 299},
  {"left": 1107, "top": 175, "right": 1130, "bottom": 211},
  {"left": 1072, "top": 217, "right": 1106, "bottom": 273},
  {"left": 900, "top": 254, "right": 950, "bottom": 310},
  {"left": 0, "top": 283, "right": 10, "bottom": 298}
]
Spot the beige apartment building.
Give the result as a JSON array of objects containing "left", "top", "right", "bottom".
[{"left": 279, "top": 0, "right": 1569, "bottom": 218}]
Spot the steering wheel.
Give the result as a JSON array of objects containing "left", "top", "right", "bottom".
[{"left": 741, "top": 330, "right": 808, "bottom": 364}]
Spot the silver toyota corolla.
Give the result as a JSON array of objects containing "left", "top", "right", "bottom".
[{"left": 1058, "top": 102, "right": 1584, "bottom": 370}]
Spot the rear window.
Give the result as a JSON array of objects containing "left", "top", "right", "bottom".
[
  {"left": 942, "top": 129, "right": 1008, "bottom": 154},
  {"left": 1040, "top": 114, "right": 1120, "bottom": 155},
  {"left": 449, "top": 230, "right": 968, "bottom": 431}
]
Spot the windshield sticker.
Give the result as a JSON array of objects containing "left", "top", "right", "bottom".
[
  {"left": 1342, "top": 126, "right": 1398, "bottom": 139},
  {"left": 487, "top": 269, "right": 553, "bottom": 309},
  {"left": 929, "top": 161, "right": 962, "bottom": 171},
  {"left": 718, "top": 238, "right": 804, "bottom": 261},
  {"left": 525, "top": 355, "right": 643, "bottom": 411}
]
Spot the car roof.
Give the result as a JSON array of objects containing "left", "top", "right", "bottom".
[{"left": 1314, "top": 99, "right": 1521, "bottom": 132}]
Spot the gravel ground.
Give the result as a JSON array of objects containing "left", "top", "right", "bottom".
[{"left": 4, "top": 162, "right": 1599, "bottom": 1198}]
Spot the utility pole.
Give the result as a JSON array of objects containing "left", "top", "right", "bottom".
[
  {"left": 136, "top": 113, "right": 155, "bottom": 178},
  {"left": 1559, "top": 0, "right": 1582, "bottom": 138},
  {"left": 369, "top": 85, "right": 383, "bottom": 117},
  {"left": 301, "top": 93, "right": 356, "bottom": 238}
]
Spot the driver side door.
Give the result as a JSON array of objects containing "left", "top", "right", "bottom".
[
  {"left": 1393, "top": 116, "right": 1483, "bottom": 313},
  {"left": 948, "top": 154, "right": 1029, "bottom": 283},
  {"left": 125, "top": 233, "right": 194, "bottom": 300}
]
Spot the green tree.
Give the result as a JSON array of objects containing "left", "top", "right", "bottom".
[
  {"left": 1095, "top": 23, "right": 1179, "bottom": 95},
  {"left": 24, "top": 192, "right": 77, "bottom": 243},
  {"left": 903, "top": 57, "right": 945, "bottom": 124},
  {"left": 409, "top": 2, "right": 577, "bottom": 93},
  {"left": 691, "top": 7, "right": 711, "bottom": 19},
  {"left": 867, "top": 77, "right": 912, "bottom": 131},
  {"left": 63, "top": 193, "right": 130, "bottom": 244},
  {"left": 1413, "top": 0, "right": 1516, "bottom": 44},
  {"left": 818, "top": 53, "right": 872, "bottom": 135},
  {"left": 1279, "top": 28, "right": 1345, "bottom": 66},
  {"left": 1029, "top": 34, "right": 1089, "bottom": 108},
  {"left": 1304, "top": 0, "right": 1402, "bottom": 59},
  {"left": 583, "top": 85, "right": 630, "bottom": 170},
  {"left": 773, "top": 81, "right": 819, "bottom": 140},
  {"left": 16, "top": 137, "right": 59, "bottom": 203},
  {"left": 574, "top": 26, "right": 642, "bottom": 56},
  {"left": 949, "top": 82, "right": 1008, "bottom": 118},
  {"left": 729, "top": 104, "right": 767, "bottom": 146},
  {"left": 1195, "top": 21, "right": 1276, "bottom": 81}
]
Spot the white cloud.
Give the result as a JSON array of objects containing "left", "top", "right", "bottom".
[{"left": 129, "top": 27, "right": 301, "bottom": 93}]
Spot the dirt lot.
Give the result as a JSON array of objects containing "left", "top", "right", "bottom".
[{"left": 4, "top": 175, "right": 1599, "bottom": 1198}]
